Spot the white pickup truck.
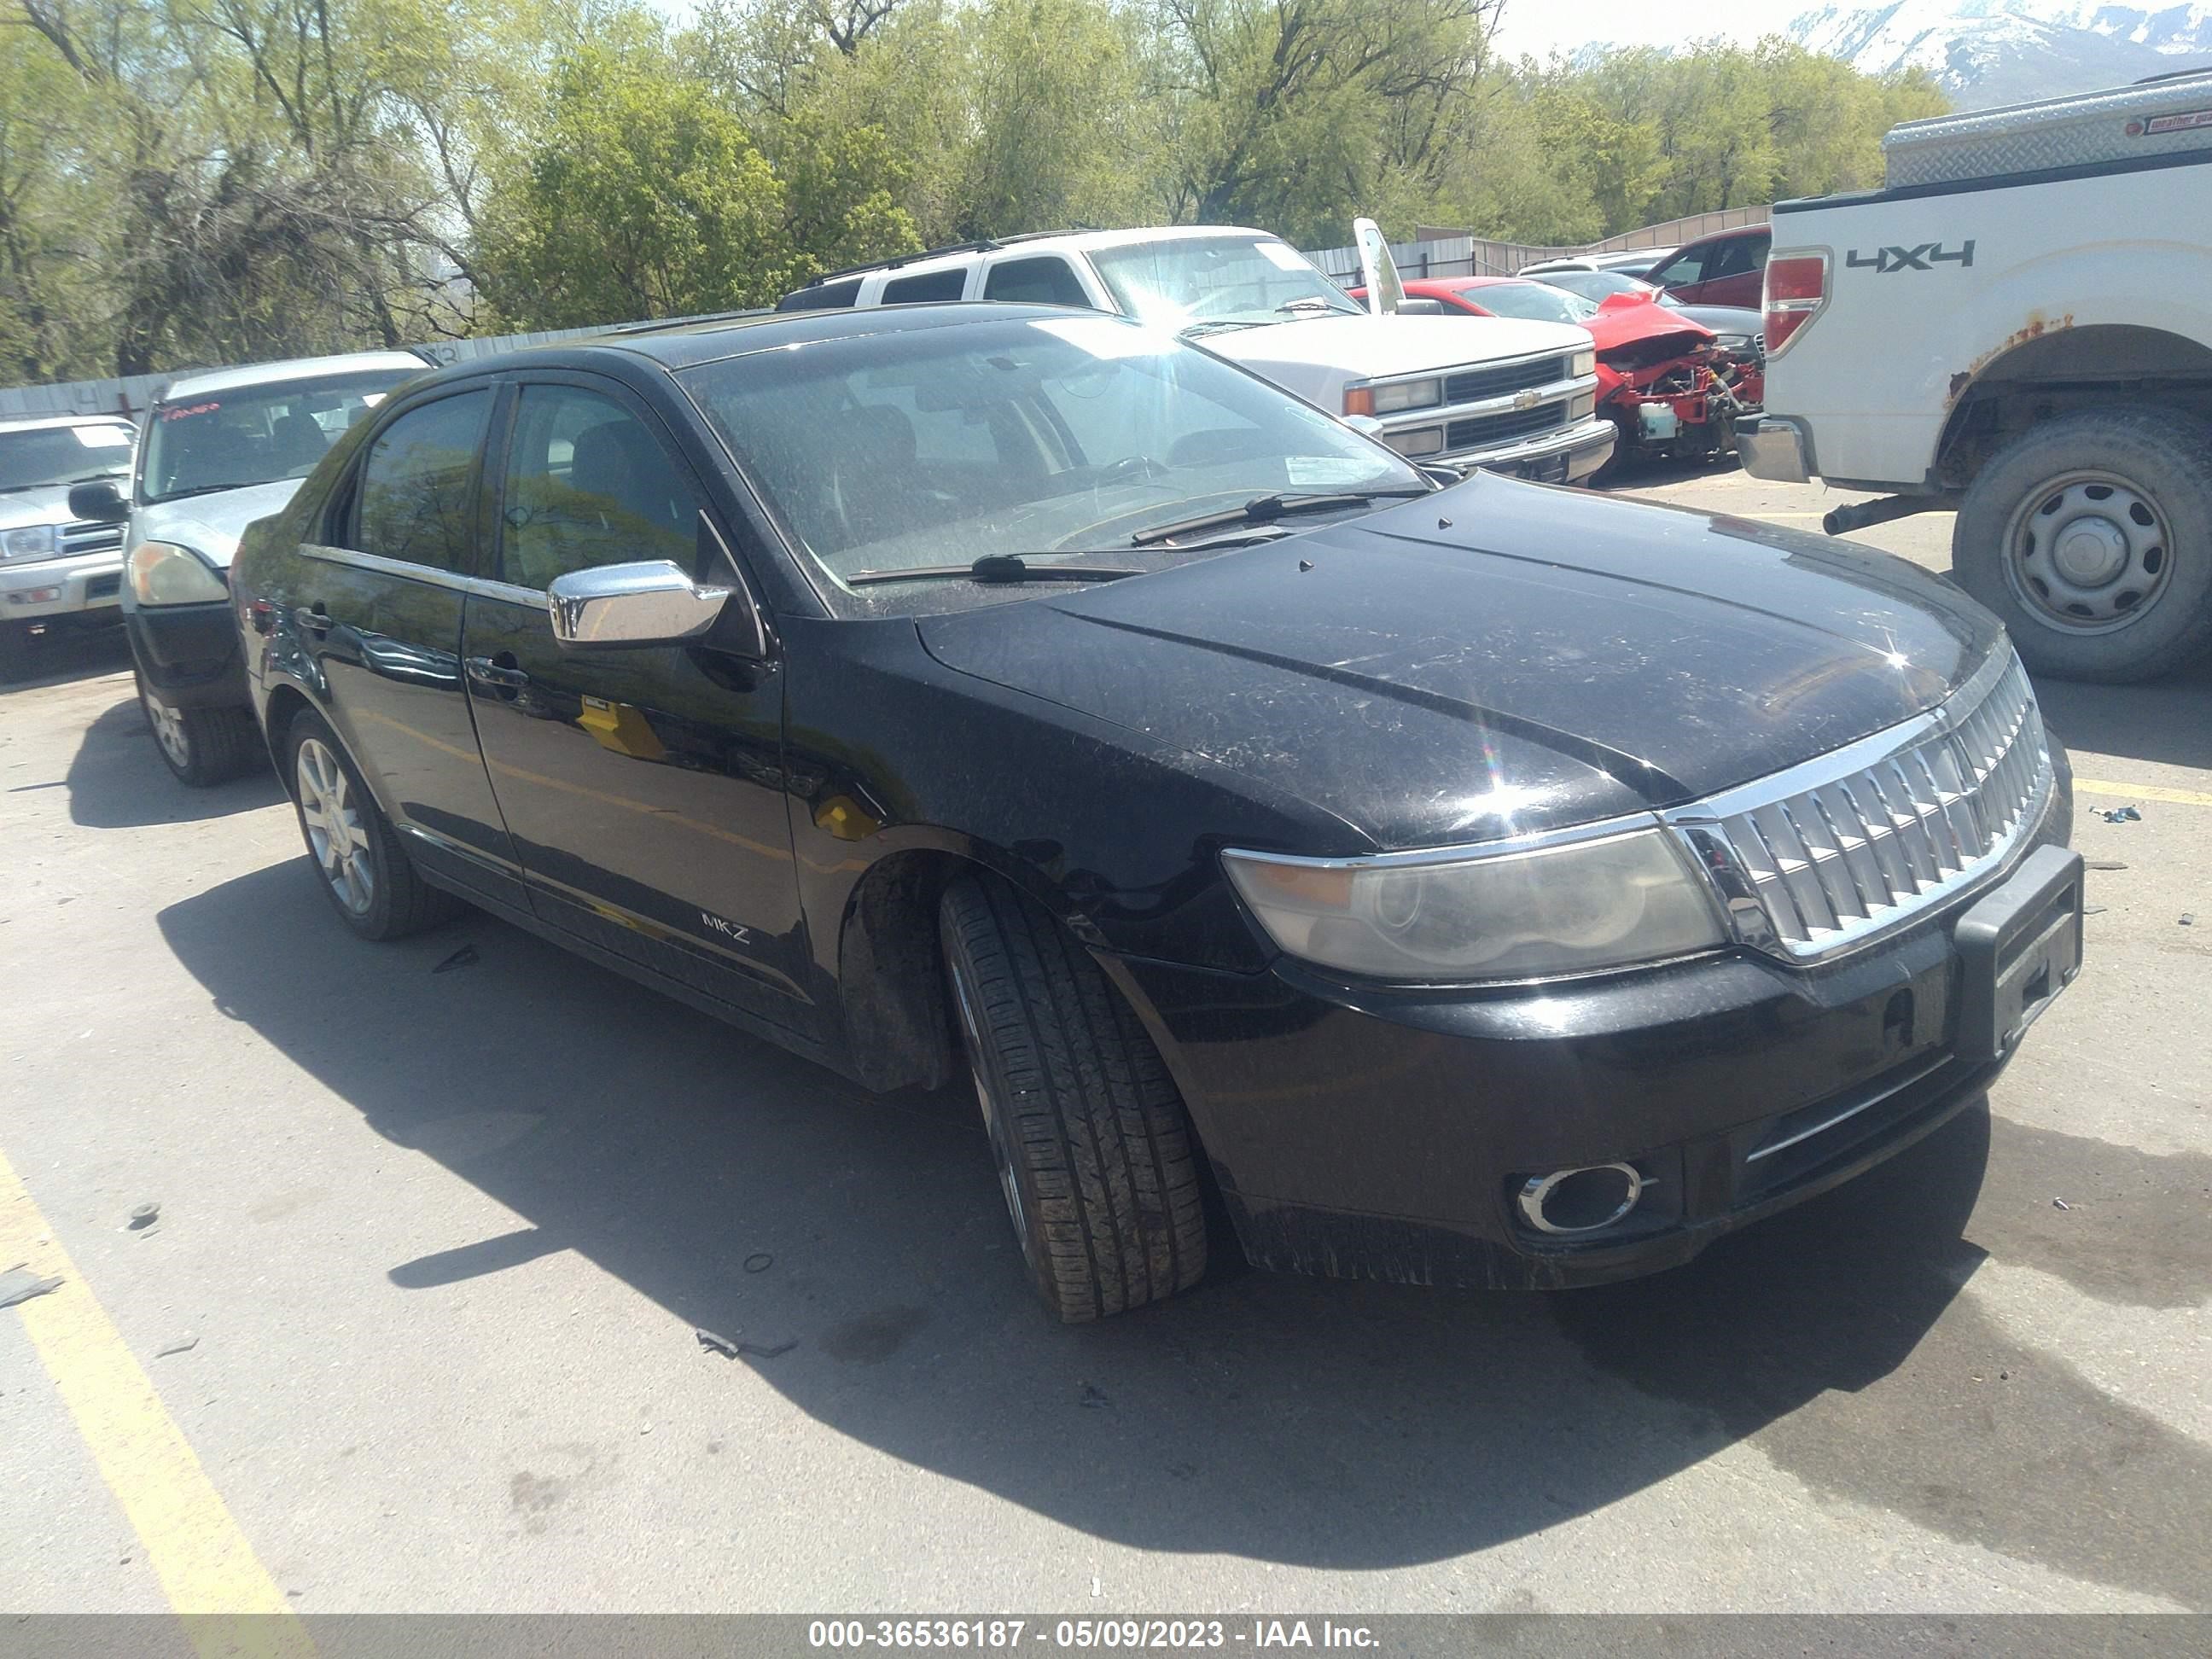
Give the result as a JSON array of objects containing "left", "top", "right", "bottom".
[{"left": 1738, "top": 71, "right": 2212, "bottom": 682}]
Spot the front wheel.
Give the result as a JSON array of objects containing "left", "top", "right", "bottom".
[
  {"left": 137, "top": 667, "right": 259, "bottom": 786},
  {"left": 1953, "top": 406, "right": 2212, "bottom": 682},
  {"left": 283, "top": 707, "right": 460, "bottom": 940},
  {"left": 940, "top": 873, "right": 1208, "bottom": 1322}
]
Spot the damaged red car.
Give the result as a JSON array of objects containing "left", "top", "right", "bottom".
[{"left": 1354, "top": 276, "right": 1763, "bottom": 472}]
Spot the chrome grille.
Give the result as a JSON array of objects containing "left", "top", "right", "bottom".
[
  {"left": 1668, "top": 651, "right": 2051, "bottom": 960},
  {"left": 60, "top": 519, "right": 125, "bottom": 557},
  {"left": 1442, "top": 355, "right": 1569, "bottom": 405},
  {"left": 1446, "top": 402, "right": 1567, "bottom": 453}
]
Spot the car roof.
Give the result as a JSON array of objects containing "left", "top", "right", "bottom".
[
  {"left": 0, "top": 411, "right": 137, "bottom": 436},
  {"left": 160, "top": 350, "right": 430, "bottom": 402},
  {"left": 387, "top": 302, "right": 1138, "bottom": 387},
  {"left": 792, "top": 224, "right": 1283, "bottom": 289},
  {"left": 1674, "top": 224, "right": 1768, "bottom": 251}
]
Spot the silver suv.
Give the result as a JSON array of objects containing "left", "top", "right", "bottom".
[{"left": 0, "top": 413, "right": 138, "bottom": 680}]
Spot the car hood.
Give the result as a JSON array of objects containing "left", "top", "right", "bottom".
[
  {"left": 1586, "top": 299, "right": 1713, "bottom": 358},
  {"left": 0, "top": 484, "right": 78, "bottom": 532},
  {"left": 917, "top": 476, "right": 2004, "bottom": 851},
  {"left": 134, "top": 478, "right": 303, "bottom": 568},
  {"left": 1202, "top": 311, "right": 1590, "bottom": 383}
]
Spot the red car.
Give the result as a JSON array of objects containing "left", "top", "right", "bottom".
[
  {"left": 1353, "top": 276, "right": 1753, "bottom": 469},
  {"left": 1643, "top": 225, "right": 1771, "bottom": 310}
]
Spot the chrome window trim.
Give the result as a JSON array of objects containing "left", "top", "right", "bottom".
[{"left": 300, "top": 542, "right": 544, "bottom": 608}]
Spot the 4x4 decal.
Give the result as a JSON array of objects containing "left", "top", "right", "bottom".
[{"left": 1847, "top": 241, "right": 1975, "bottom": 273}]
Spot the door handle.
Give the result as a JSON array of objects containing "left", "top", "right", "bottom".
[
  {"left": 293, "top": 605, "right": 333, "bottom": 636},
  {"left": 466, "top": 655, "right": 531, "bottom": 692}
]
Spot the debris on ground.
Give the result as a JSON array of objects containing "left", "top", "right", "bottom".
[
  {"left": 696, "top": 1325, "right": 742, "bottom": 1359},
  {"left": 2085, "top": 859, "right": 2128, "bottom": 871},
  {"left": 2182, "top": 914, "right": 2196, "bottom": 927},
  {"left": 155, "top": 1335, "right": 199, "bottom": 1358},
  {"left": 2083, "top": 905, "right": 2108, "bottom": 916},
  {"left": 2098, "top": 806, "right": 2142, "bottom": 823},
  {"left": 2052, "top": 1198, "right": 2072, "bottom": 1211},
  {"left": 743, "top": 1253, "right": 772, "bottom": 1274},
  {"left": 1078, "top": 1382, "right": 1110, "bottom": 1409},
  {"left": 740, "top": 1339, "right": 797, "bottom": 1359},
  {"left": 0, "top": 1268, "right": 63, "bottom": 1308},
  {"left": 432, "top": 944, "right": 480, "bottom": 975},
  {"left": 128, "top": 1202, "right": 160, "bottom": 1229}
]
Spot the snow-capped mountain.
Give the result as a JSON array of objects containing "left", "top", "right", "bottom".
[{"left": 1790, "top": 2, "right": 2212, "bottom": 108}]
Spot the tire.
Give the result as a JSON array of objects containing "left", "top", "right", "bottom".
[
  {"left": 940, "top": 872, "right": 1208, "bottom": 1322},
  {"left": 282, "top": 707, "right": 461, "bottom": 940},
  {"left": 136, "top": 666, "right": 259, "bottom": 786},
  {"left": 1953, "top": 405, "right": 2212, "bottom": 683}
]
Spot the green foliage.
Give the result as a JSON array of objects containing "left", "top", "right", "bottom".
[{"left": 0, "top": 0, "right": 1944, "bottom": 381}]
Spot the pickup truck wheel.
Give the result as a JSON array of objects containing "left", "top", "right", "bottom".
[
  {"left": 939, "top": 872, "right": 1208, "bottom": 1322},
  {"left": 1953, "top": 407, "right": 2212, "bottom": 682},
  {"left": 284, "top": 707, "right": 460, "bottom": 940},
  {"left": 137, "top": 667, "right": 259, "bottom": 786}
]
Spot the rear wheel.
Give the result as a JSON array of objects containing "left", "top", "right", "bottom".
[
  {"left": 136, "top": 667, "right": 259, "bottom": 786},
  {"left": 283, "top": 707, "right": 460, "bottom": 940},
  {"left": 1953, "top": 406, "right": 2212, "bottom": 682},
  {"left": 940, "top": 872, "right": 1208, "bottom": 1322}
]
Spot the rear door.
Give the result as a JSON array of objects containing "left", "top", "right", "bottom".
[
  {"left": 458, "top": 372, "right": 812, "bottom": 1033},
  {"left": 300, "top": 384, "right": 524, "bottom": 908}
]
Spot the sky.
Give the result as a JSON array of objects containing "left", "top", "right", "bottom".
[{"left": 1488, "top": 0, "right": 1787, "bottom": 61}]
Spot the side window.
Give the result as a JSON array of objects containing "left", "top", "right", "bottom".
[
  {"left": 1650, "top": 248, "right": 1705, "bottom": 289},
  {"left": 352, "top": 391, "right": 489, "bottom": 573},
  {"left": 1749, "top": 235, "right": 1771, "bottom": 271},
  {"left": 882, "top": 267, "right": 968, "bottom": 304},
  {"left": 1704, "top": 237, "right": 1756, "bottom": 282},
  {"left": 498, "top": 385, "right": 696, "bottom": 591},
  {"left": 779, "top": 278, "right": 862, "bottom": 312},
  {"left": 982, "top": 257, "right": 1092, "bottom": 309}
]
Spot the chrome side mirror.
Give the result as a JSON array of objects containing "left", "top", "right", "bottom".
[{"left": 547, "top": 561, "right": 728, "bottom": 649}]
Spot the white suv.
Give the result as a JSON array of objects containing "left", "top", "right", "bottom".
[
  {"left": 0, "top": 413, "right": 137, "bottom": 680},
  {"left": 777, "top": 224, "right": 1615, "bottom": 485}
]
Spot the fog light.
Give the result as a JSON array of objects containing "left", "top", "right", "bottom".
[
  {"left": 1517, "top": 1163, "right": 1645, "bottom": 1235},
  {"left": 7, "top": 585, "right": 62, "bottom": 605}
]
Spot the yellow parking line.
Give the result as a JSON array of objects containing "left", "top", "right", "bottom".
[
  {"left": 2074, "top": 777, "right": 2212, "bottom": 808},
  {"left": 0, "top": 1148, "right": 313, "bottom": 1656}
]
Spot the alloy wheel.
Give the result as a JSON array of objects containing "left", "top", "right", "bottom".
[
  {"left": 295, "top": 736, "right": 375, "bottom": 915},
  {"left": 142, "top": 682, "right": 190, "bottom": 770},
  {"left": 2003, "top": 470, "right": 2172, "bottom": 634}
]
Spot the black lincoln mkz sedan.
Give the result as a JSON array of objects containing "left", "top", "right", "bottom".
[{"left": 228, "top": 303, "right": 2083, "bottom": 1320}]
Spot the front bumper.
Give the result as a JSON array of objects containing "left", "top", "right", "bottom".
[
  {"left": 125, "top": 596, "right": 248, "bottom": 710},
  {"left": 1736, "top": 414, "right": 1814, "bottom": 484},
  {"left": 1115, "top": 791, "right": 2077, "bottom": 1292},
  {"left": 0, "top": 549, "right": 125, "bottom": 623},
  {"left": 1456, "top": 416, "right": 1616, "bottom": 486}
]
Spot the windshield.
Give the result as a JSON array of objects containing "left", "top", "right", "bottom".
[
  {"left": 679, "top": 314, "right": 1424, "bottom": 591},
  {"left": 141, "top": 368, "right": 419, "bottom": 504},
  {"left": 1464, "top": 282, "right": 1599, "bottom": 325},
  {"left": 0, "top": 422, "right": 135, "bottom": 494},
  {"left": 1088, "top": 235, "right": 1362, "bottom": 331},
  {"left": 1534, "top": 269, "right": 1655, "bottom": 305}
]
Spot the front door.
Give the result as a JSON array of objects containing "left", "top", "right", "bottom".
[
  {"left": 459, "top": 375, "right": 812, "bottom": 1034},
  {"left": 305, "top": 385, "right": 526, "bottom": 909}
]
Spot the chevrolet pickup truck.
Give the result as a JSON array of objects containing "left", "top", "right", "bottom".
[{"left": 1738, "top": 72, "right": 2212, "bottom": 682}]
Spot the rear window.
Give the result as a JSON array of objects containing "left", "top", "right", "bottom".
[{"left": 882, "top": 268, "right": 969, "bottom": 305}]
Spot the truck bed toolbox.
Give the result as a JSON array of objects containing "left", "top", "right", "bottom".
[{"left": 1883, "top": 71, "right": 2212, "bottom": 189}]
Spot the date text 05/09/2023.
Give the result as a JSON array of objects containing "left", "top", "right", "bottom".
[{"left": 806, "top": 1619, "right": 1382, "bottom": 1650}]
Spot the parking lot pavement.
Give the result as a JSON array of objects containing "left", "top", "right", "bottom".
[{"left": 2, "top": 475, "right": 2208, "bottom": 1620}]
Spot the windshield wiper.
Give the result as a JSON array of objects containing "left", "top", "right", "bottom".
[
  {"left": 1130, "top": 489, "right": 1430, "bottom": 547},
  {"left": 144, "top": 481, "right": 259, "bottom": 504},
  {"left": 1179, "top": 319, "right": 1260, "bottom": 338},
  {"left": 1276, "top": 298, "right": 1353, "bottom": 316},
  {"left": 847, "top": 554, "right": 1144, "bottom": 588}
]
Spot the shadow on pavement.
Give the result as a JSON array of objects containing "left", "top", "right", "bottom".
[
  {"left": 0, "top": 619, "right": 132, "bottom": 691},
  {"left": 62, "top": 691, "right": 283, "bottom": 828},
  {"left": 2034, "top": 655, "right": 2212, "bottom": 777},
  {"left": 157, "top": 863, "right": 2212, "bottom": 1598}
]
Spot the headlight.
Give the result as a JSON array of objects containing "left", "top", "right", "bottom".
[
  {"left": 127, "top": 541, "right": 228, "bottom": 605},
  {"left": 1370, "top": 378, "right": 1441, "bottom": 414},
  {"left": 2, "top": 525, "right": 57, "bottom": 562},
  {"left": 1222, "top": 825, "right": 1725, "bottom": 982},
  {"left": 1570, "top": 349, "right": 1597, "bottom": 379},
  {"left": 1386, "top": 426, "right": 1446, "bottom": 458}
]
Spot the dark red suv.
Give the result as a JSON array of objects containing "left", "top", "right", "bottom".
[{"left": 1647, "top": 225, "right": 1771, "bottom": 310}]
